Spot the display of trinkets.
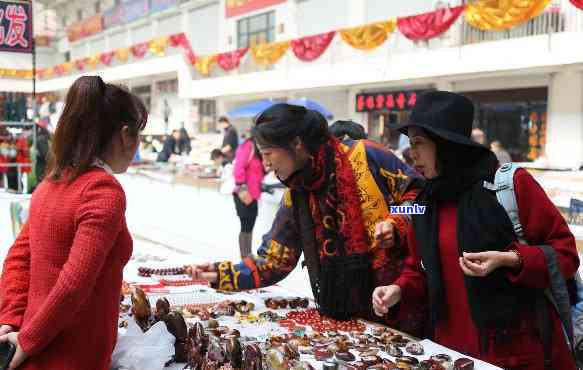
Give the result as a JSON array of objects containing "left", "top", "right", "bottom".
[
  {"left": 120, "top": 285, "right": 490, "bottom": 370},
  {"left": 454, "top": 358, "right": 474, "bottom": 370},
  {"left": 405, "top": 342, "right": 424, "bottom": 356},
  {"left": 138, "top": 266, "right": 187, "bottom": 277},
  {"left": 131, "top": 287, "right": 154, "bottom": 332},
  {"left": 265, "top": 297, "right": 310, "bottom": 310},
  {"left": 285, "top": 309, "right": 366, "bottom": 333}
]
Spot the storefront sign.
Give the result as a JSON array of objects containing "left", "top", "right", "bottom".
[
  {"left": 122, "top": 0, "right": 150, "bottom": 24},
  {"left": 356, "top": 91, "right": 421, "bottom": 112},
  {"left": 103, "top": 5, "right": 124, "bottom": 29},
  {"left": 68, "top": 14, "right": 103, "bottom": 42},
  {"left": 226, "top": 0, "right": 286, "bottom": 18},
  {"left": 103, "top": 0, "right": 149, "bottom": 29},
  {"left": 150, "top": 0, "right": 179, "bottom": 14},
  {"left": 0, "top": 0, "right": 33, "bottom": 53}
]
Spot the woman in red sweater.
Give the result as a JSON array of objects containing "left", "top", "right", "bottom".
[
  {"left": 0, "top": 76, "right": 147, "bottom": 370},
  {"left": 373, "top": 91, "right": 579, "bottom": 370}
]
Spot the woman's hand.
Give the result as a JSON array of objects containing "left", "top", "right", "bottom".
[
  {"left": 0, "top": 332, "right": 27, "bottom": 369},
  {"left": 0, "top": 325, "right": 14, "bottom": 336},
  {"left": 238, "top": 190, "right": 253, "bottom": 206},
  {"left": 459, "top": 251, "right": 520, "bottom": 277},
  {"left": 372, "top": 285, "right": 402, "bottom": 317},
  {"left": 186, "top": 262, "right": 218, "bottom": 284},
  {"left": 374, "top": 220, "right": 395, "bottom": 249}
]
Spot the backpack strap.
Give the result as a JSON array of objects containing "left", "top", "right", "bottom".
[{"left": 492, "top": 162, "right": 526, "bottom": 241}]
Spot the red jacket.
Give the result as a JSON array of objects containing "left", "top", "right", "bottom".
[
  {"left": 394, "top": 168, "right": 579, "bottom": 370},
  {"left": 234, "top": 139, "right": 265, "bottom": 201},
  {"left": 0, "top": 168, "right": 132, "bottom": 370}
]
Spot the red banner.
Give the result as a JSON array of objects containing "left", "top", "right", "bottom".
[
  {"left": 131, "top": 42, "right": 149, "bottom": 58},
  {"left": 291, "top": 31, "right": 335, "bottom": 62},
  {"left": 217, "top": 48, "right": 248, "bottom": 71},
  {"left": 225, "top": 0, "right": 286, "bottom": 18},
  {"left": 100, "top": 51, "right": 115, "bottom": 66},
  {"left": 397, "top": 6, "right": 465, "bottom": 42},
  {"left": 74, "top": 59, "right": 86, "bottom": 71},
  {"left": 571, "top": 0, "right": 583, "bottom": 9}
]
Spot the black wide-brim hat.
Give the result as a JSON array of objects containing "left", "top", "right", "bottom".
[{"left": 394, "top": 90, "right": 487, "bottom": 151}]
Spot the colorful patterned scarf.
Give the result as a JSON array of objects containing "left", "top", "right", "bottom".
[{"left": 287, "top": 137, "right": 371, "bottom": 320}]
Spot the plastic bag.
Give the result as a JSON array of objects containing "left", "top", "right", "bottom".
[{"left": 111, "top": 319, "right": 175, "bottom": 370}]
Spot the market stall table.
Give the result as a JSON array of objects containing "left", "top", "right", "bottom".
[{"left": 116, "top": 272, "right": 502, "bottom": 370}]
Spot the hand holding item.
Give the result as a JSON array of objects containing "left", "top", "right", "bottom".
[
  {"left": 372, "top": 285, "right": 402, "bottom": 317},
  {"left": 374, "top": 220, "right": 395, "bottom": 249},
  {"left": 459, "top": 251, "right": 521, "bottom": 277},
  {"left": 186, "top": 262, "right": 218, "bottom": 284},
  {"left": 237, "top": 189, "right": 254, "bottom": 206},
  {"left": 0, "top": 326, "right": 13, "bottom": 337},
  {"left": 0, "top": 332, "right": 27, "bottom": 370}
]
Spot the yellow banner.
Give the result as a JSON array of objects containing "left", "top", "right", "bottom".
[
  {"left": 251, "top": 41, "right": 290, "bottom": 66},
  {"left": 466, "top": 0, "right": 551, "bottom": 31},
  {"left": 340, "top": 19, "right": 396, "bottom": 50}
]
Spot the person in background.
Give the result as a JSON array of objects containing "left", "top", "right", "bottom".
[
  {"left": 162, "top": 99, "right": 172, "bottom": 134},
  {"left": 156, "top": 130, "right": 181, "bottom": 163},
  {"left": 179, "top": 127, "right": 192, "bottom": 156},
  {"left": 491, "top": 140, "right": 512, "bottom": 165},
  {"left": 373, "top": 91, "right": 578, "bottom": 370},
  {"left": 211, "top": 149, "right": 228, "bottom": 167},
  {"left": 0, "top": 76, "right": 147, "bottom": 370},
  {"left": 33, "top": 119, "right": 51, "bottom": 187},
  {"left": 219, "top": 116, "right": 239, "bottom": 161},
  {"left": 471, "top": 127, "right": 487, "bottom": 146},
  {"left": 187, "top": 104, "right": 425, "bottom": 336},
  {"left": 329, "top": 120, "right": 367, "bottom": 141},
  {"left": 233, "top": 137, "right": 265, "bottom": 259}
]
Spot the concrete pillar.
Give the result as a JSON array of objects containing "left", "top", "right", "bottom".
[
  {"left": 347, "top": 0, "right": 366, "bottom": 27},
  {"left": 546, "top": 71, "right": 583, "bottom": 169},
  {"left": 281, "top": 0, "right": 299, "bottom": 40}
]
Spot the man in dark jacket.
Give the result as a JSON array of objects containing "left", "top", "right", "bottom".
[{"left": 219, "top": 116, "right": 238, "bottom": 161}]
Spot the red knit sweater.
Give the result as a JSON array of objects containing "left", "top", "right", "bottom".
[{"left": 0, "top": 168, "right": 132, "bottom": 370}]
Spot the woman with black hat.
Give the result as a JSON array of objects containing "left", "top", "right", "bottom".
[
  {"left": 372, "top": 91, "right": 578, "bottom": 369},
  {"left": 188, "top": 104, "right": 426, "bottom": 335}
]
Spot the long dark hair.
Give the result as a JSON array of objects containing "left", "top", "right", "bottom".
[
  {"left": 329, "top": 120, "right": 367, "bottom": 140},
  {"left": 48, "top": 76, "right": 147, "bottom": 181},
  {"left": 252, "top": 103, "right": 329, "bottom": 154}
]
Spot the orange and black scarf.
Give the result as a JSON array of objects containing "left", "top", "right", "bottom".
[{"left": 285, "top": 137, "right": 371, "bottom": 320}]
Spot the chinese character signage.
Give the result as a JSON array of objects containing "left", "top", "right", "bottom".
[
  {"left": 226, "top": 0, "right": 286, "bottom": 18},
  {"left": 0, "top": 0, "right": 32, "bottom": 53},
  {"left": 356, "top": 91, "right": 423, "bottom": 112}
]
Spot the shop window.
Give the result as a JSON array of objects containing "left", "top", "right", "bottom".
[
  {"left": 131, "top": 85, "right": 152, "bottom": 113},
  {"left": 237, "top": 11, "right": 275, "bottom": 49}
]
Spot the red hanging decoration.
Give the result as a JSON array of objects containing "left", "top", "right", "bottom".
[
  {"left": 131, "top": 42, "right": 150, "bottom": 59},
  {"left": 291, "top": 31, "right": 336, "bottom": 62},
  {"left": 397, "top": 6, "right": 465, "bottom": 42},
  {"left": 74, "top": 59, "right": 86, "bottom": 71},
  {"left": 217, "top": 48, "right": 248, "bottom": 71},
  {"left": 169, "top": 33, "right": 196, "bottom": 64},
  {"left": 169, "top": 33, "right": 189, "bottom": 49},
  {"left": 100, "top": 51, "right": 115, "bottom": 66},
  {"left": 53, "top": 64, "right": 65, "bottom": 76},
  {"left": 571, "top": 0, "right": 583, "bottom": 9}
]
